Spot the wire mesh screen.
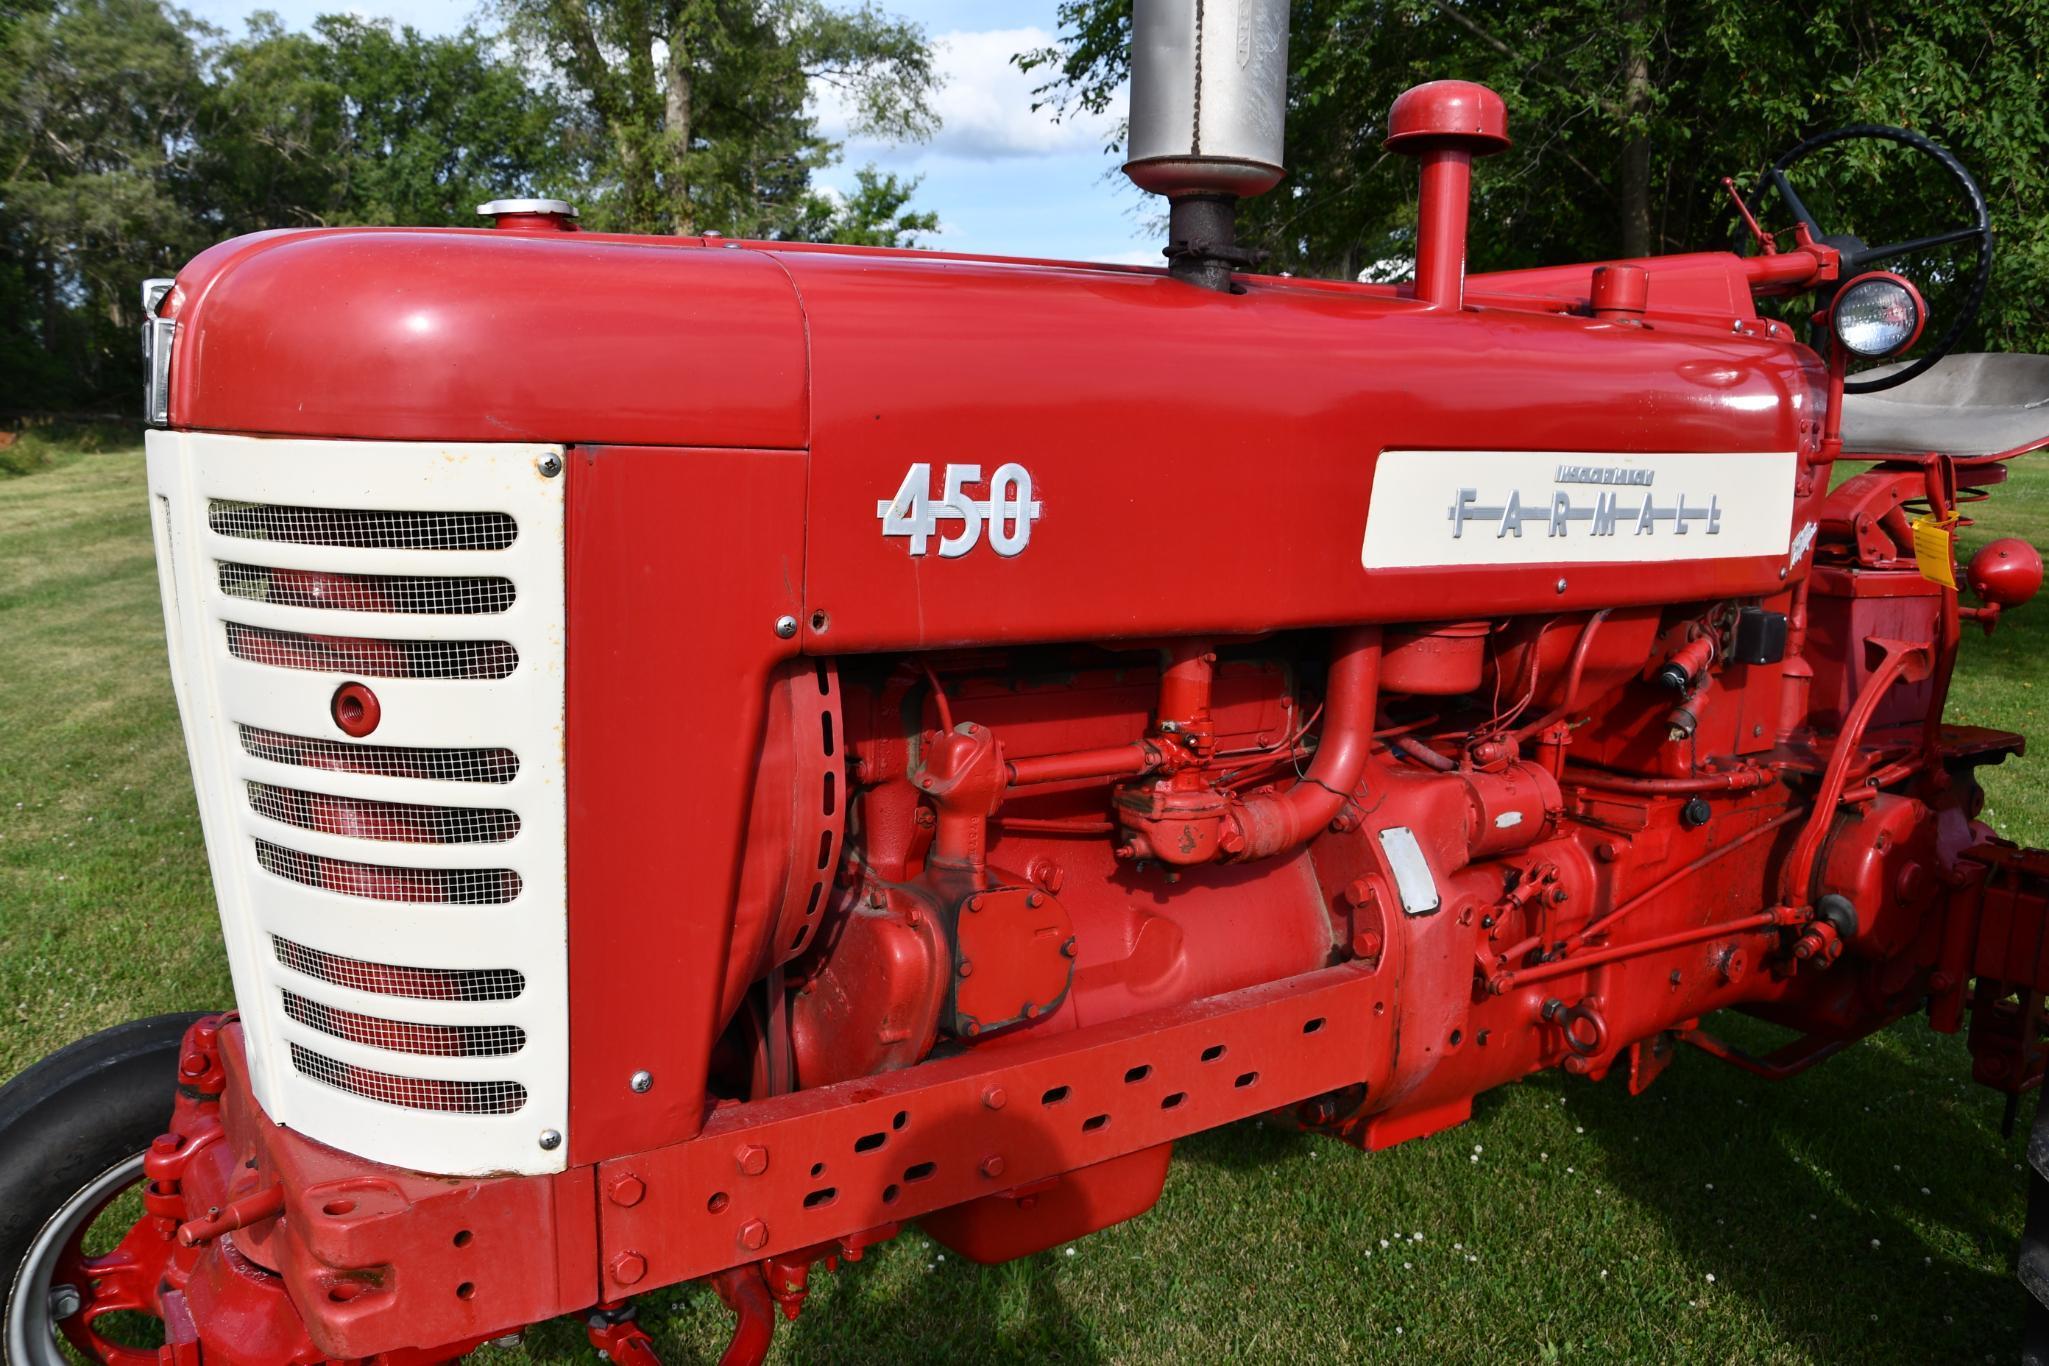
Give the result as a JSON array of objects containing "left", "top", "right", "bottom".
[
  {"left": 225, "top": 623, "right": 519, "bottom": 680},
  {"left": 289, "top": 1042, "right": 527, "bottom": 1114},
  {"left": 282, "top": 990, "right": 525, "bottom": 1058},
  {"left": 208, "top": 502, "right": 518, "bottom": 551},
  {"left": 237, "top": 725, "right": 520, "bottom": 784},
  {"left": 272, "top": 935, "right": 525, "bottom": 1002},
  {"left": 256, "top": 839, "right": 521, "bottom": 904},
  {"left": 248, "top": 782, "right": 520, "bottom": 844},
  {"left": 218, "top": 563, "right": 518, "bottom": 615}
]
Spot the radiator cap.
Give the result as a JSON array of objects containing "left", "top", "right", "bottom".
[{"left": 477, "top": 199, "right": 581, "bottom": 231}]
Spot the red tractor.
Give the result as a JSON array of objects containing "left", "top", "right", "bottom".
[{"left": 5, "top": 2, "right": 2048, "bottom": 1360}]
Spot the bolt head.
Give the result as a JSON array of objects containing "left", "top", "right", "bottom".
[
  {"left": 735, "top": 1144, "right": 770, "bottom": 1176},
  {"left": 1555, "top": 577, "right": 1569, "bottom": 594},
  {"left": 537, "top": 452, "right": 564, "bottom": 478},
  {"left": 609, "top": 1251, "right": 647, "bottom": 1285},
  {"left": 179, "top": 1052, "right": 209, "bottom": 1078},
  {"left": 47, "top": 1284, "right": 82, "bottom": 1321},
  {"left": 538, "top": 1129, "right": 562, "bottom": 1151},
  {"left": 773, "top": 614, "right": 799, "bottom": 639},
  {"left": 980, "top": 1155, "right": 1007, "bottom": 1179},
  {"left": 606, "top": 1173, "right": 646, "bottom": 1207},
  {"left": 957, "top": 959, "right": 974, "bottom": 977},
  {"left": 629, "top": 1070, "right": 653, "bottom": 1094},
  {"left": 983, "top": 1086, "right": 1007, "bottom": 1110},
  {"left": 738, "top": 1219, "right": 770, "bottom": 1251}
]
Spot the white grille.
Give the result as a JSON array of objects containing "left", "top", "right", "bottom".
[
  {"left": 209, "top": 503, "right": 518, "bottom": 550},
  {"left": 290, "top": 1043, "right": 527, "bottom": 1114},
  {"left": 149, "top": 433, "right": 568, "bottom": 1177},
  {"left": 273, "top": 935, "right": 526, "bottom": 1001},
  {"left": 226, "top": 622, "right": 519, "bottom": 679},
  {"left": 248, "top": 782, "right": 520, "bottom": 843},
  {"left": 238, "top": 725, "right": 519, "bottom": 784},
  {"left": 255, "top": 839, "right": 522, "bottom": 904},
  {"left": 282, "top": 991, "right": 525, "bottom": 1057},
  {"left": 219, "top": 562, "right": 518, "bottom": 614}
]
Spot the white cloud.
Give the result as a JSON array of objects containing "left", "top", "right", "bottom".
[{"left": 815, "top": 26, "right": 1124, "bottom": 162}]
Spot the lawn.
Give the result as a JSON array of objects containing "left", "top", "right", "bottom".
[{"left": 3, "top": 439, "right": 2047, "bottom": 1364}]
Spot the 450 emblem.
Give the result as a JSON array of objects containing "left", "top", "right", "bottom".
[{"left": 877, "top": 463, "right": 1043, "bottom": 558}]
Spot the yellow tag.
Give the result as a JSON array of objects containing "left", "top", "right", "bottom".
[{"left": 1912, "top": 514, "right": 1959, "bottom": 588}]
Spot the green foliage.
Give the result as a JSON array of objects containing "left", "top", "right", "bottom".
[
  {"left": 497, "top": 0, "right": 939, "bottom": 239},
  {"left": 1022, "top": 0, "right": 2049, "bottom": 352}
]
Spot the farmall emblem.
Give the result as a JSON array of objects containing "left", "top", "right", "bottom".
[
  {"left": 1447, "top": 463, "right": 1723, "bottom": 540},
  {"left": 878, "top": 462, "right": 1043, "bottom": 558}
]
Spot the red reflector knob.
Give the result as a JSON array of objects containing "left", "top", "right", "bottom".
[
  {"left": 1968, "top": 537, "right": 2042, "bottom": 609},
  {"left": 331, "top": 682, "right": 382, "bottom": 738}
]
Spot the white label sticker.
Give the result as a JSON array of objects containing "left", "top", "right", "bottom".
[
  {"left": 1362, "top": 450, "right": 1796, "bottom": 569},
  {"left": 1376, "top": 826, "right": 1441, "bottom": 917}
]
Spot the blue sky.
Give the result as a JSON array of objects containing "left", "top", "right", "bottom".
[{"left": 174, "top": 0, "right": 1153, "bottom": 263}]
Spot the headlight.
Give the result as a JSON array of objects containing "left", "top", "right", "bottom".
[{"left": 1831, "top": 272, "right": 1926, "bottom": 359}]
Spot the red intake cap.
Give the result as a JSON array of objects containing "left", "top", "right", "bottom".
[{"left": 1385, "top": 81, "right": 1511, "bottom": 156}]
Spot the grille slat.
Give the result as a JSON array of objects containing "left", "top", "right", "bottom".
[
  {"left": 272, "top": 935, "right": 524, "bottom": 1002},
  {"left": 290, "top": 1042, "right": 526, "bottom": 1114},
  {"left": 226, "top": 623, "right": 518, "bottom": 680},
  {"left": 248, "top": 782, "right": 519, "bottom": 845},
  {"left": 283, "top": 990, "right": 524, "bottom": 1057},
  {"left": 209, "top": 502, "right": 517, "bottom": 550},
  {"left": 219, "top": 563, "right": 517, "bottom": 615},
  {"left": 238, "top": 725, "right": 519, "bottom": 785},
  {"left": 256, "top": 839, "right": 520, "bottom": 904}
]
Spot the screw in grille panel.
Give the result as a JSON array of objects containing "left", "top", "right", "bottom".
[
  {"left": 282, "top": 990, "right": 525, "bottom": 1057},
  {"left": 238, "top": 725, "right": 519, "bottom": 784},
  {"left": 226, "top": 623, "right": 518, "bottom": 680},
  {"left": 247, "top": 782, "right": 520, "bottom": 844},
  {"left": 272, "top": 935, "right": 524, "bottom": 1002},
  {"left": 218, "top": 563, "right": 517, "bottom": 615},
  {"left": 256, "top": 839, "right": 521, "bottom": 904},
  {"left": 289, "top": 1042, "right": 526, "bottom": 1114},
  {"left": 208, "top": 503, "right": 517, "bottom": 551}
]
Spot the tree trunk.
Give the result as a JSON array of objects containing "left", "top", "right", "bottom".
[
  {"left": 665, "top": 23, "right": 694, "bottom": 235},
  {"left": 1619, "top": 2, "right": 1653, "bottom": 258}
]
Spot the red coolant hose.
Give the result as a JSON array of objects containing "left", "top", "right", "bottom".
[{"left": 1227, "top": 627, "right": 1384, "bottom": 860}]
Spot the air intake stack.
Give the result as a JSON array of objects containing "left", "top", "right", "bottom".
[{"left": 1123, "top": 0, "right": 1291, "bottom": 291}]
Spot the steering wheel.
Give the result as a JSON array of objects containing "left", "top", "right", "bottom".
[{"left": 1745, "top": 124, "right": 1993, "bottom": 393}]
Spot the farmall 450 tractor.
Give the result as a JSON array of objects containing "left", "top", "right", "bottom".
[{"left": 7, "top": 2, "right": 2049, "bottom": 1361}]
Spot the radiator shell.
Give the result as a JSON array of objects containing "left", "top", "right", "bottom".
[{"left": 147, "top": 431, "right": 569, "bottom": 1176}]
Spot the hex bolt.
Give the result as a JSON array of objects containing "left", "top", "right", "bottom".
[
  {"left": 1060, "top": 937, "right": 1078, "bottom": 959},
  {"left": 47, "top": 1284, "right": 82, "bottom": 1321},
  {"left": 980, "top": 1155, "right": 1007, "bottom": 1179},
  {"left": 179, "top": 1052, "right": 209, "bottom": 1078},
  {"left": 982, "top": 1086, "right": 1008, "bottom": 1110},
  {"left": 609, "top": 1251, "right": 647, "bottom": 1285},
  {"left": 629, "top": 1070, "right": 653, "bottom": 1094},
  {"left": 606, "top": 1173, "right": 646, "bottom": 1208},
  {"left": 538, "top": 1129, "right": 562, "bottom": 1151},
  {"left": 537, "top": 452, "right": 564, "bottom": 478},
  {"left": 735, "top": 1144, "right": 770, "bottom": 1177},
  {"left": 773, "top": 614, "right": 799, "bottom": 639},
  {"left": 738, "top": 1220, "right": 770, "bottom": 1252},
  {"left": 958, "top": 959, "right": 974, "bottom": 978},
  {"left": 1555, "top": 577, "right": 1569, "bottom": 594}
]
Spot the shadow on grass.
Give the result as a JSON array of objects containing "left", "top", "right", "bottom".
[{"left": 1568, "top": 1010, "right": 2023, "bottom": 1362}]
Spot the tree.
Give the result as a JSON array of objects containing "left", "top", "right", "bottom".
[
  {"left": 1021, "top": 0, "right": 2049, "bottom": 352},
  {"left": 498, "top": 0, "right": 940, "bottom": 241},
  {"left": 1, "top": 0, "right": 208, "bottom": 407},
  {"left": 197, "top": 14, "right": 592, "bottom": 234}
]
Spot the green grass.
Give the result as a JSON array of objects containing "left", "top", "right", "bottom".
[{"left": 3, "top": 444, "right": 2047, "bottom": 1363}]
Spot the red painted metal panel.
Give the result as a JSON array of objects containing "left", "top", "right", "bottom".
[
  {"left": 594, "top": 962, "right": 1392, "bottom": 1290},
  {"left": 774, "top": 249, "right": 1826, "bottom": 651},
  {"left": 164, "top": 229, "right": 809, "bottom": 448},
  {"left": 566, "top": 445, "right": 808, "bottom": 1162}
]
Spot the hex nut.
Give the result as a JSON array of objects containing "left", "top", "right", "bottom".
[
  {"left": 738, "top": 1219, "right": 770, "bottom": 1251},
  {"left": 735, "top": 1144, "right": 770, "bottom": 1176},
  {"left": 610, "top": 1251, "right": 647, "bottom": 1285},
  {"left": 606, "top": 1174, "right": 646, "bottom": 1208}
]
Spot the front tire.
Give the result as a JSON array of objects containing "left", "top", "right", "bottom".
[{"left": 0, "top": 1013, "right": 208, "bottom": 1365}]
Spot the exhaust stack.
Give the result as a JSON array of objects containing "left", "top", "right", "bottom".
[{"left": 1123, "top": 0, "right": 1291, "bottom": 291}]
